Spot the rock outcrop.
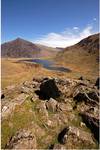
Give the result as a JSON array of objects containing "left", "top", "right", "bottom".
[
  {"left": 46, "top": 98, "right": 58, "bottom": 112},
  {"left": 5, "top": 129, "right": 37, "bottom": 149},
  {"left": 1, "top": 77, "right": 99, "bottom": 149}
]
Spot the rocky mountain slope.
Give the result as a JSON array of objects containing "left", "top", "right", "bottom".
[
  {"left": 55, "top": 33, "right": 99, "bottom": 79},
  {"left": 57, "top": 33, "right": 99, "bottom": 57},
  {"left": 1, "top": 77, "right": 99, "bottom": 149},
  {"left": 1, "top": 38, "right": 58, "bottom": 58},
  {"left": 76, "top": 33, "right": 99, "bottom": 54}
]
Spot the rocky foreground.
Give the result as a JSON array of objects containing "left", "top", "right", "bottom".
[{"left": 1, "top": 77, "right": 99, "bottom": 149}]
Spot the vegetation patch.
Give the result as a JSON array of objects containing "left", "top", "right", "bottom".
[{"left": 1, "top": 98, "right": 33, "bottom": 148}]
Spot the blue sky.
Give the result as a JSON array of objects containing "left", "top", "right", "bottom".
[{"left": 2, "top": 0, "right": 99, "bottom": 47}]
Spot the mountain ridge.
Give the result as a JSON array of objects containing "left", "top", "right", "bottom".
[
  {"left": 1, "top": 38, "right": 59, "bottom": 58},
  {"left": 56, "top": 33, "right": 99, "bottom": 59}
]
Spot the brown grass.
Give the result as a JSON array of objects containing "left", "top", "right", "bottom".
[
  {"left": 1, "top": 58, "right": 68, "bottom": 88},
  {"left": 1, "top": 55, "right": 98, "bottom": 89},
  {"left": 55, "top": 49, "right": 99, "bottom": 80}
]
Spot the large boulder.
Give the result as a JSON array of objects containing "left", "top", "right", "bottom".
[
  {"left": 81, "top": 112, "right": 99, "bottom": 142},
  {"left": 36, "top": 79, "right": 61, "bottom": 100},
  {"left": 57, "top": 126, "right": 96, "bottom": 148},
  {"left": 36, "top": 101, "right": 48, "bottom": 119},
  {"left": 67, "top": 126, "right": 96, "bottom": 148},
  {"left": 2, "top": 93, "right": 29, "bottom": 119}
]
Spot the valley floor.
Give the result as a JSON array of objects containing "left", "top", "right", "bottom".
[{"left": 1, "top": 57, "right": 98, "bottom": 89}]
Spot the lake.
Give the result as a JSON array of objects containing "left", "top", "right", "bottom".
[{"left": 22, "top": 59, "right": 71, "bottom": 73}]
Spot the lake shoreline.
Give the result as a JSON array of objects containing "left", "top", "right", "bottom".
[{"left": 19, "top": 58, "right": 72, "bottom": 73}]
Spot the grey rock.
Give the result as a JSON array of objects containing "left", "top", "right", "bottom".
[
  {"left": 46, "top": 98, "right": 58, "bottom": 113},
  {"left": 68, "top": 126, "right": 95, "bottom": 145},
  {"left": 58, "top": 103, "right": 73, "bottom": 112},
  {"left": 2, "top": 93, "right": 29, "bottom": 119},
  {"left": 36, "top": 101, "right": 48, "bottom": 118},
  {"left": 5, "top": 129, "right": 37, "bottom": 149},
  {"left": 21, "top": 86, "right": 33, "bottom": 94}
]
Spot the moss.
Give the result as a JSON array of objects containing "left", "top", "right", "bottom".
[
  {"left": 1, "top": 98, "right": 34, "bottom": 148},
  {"left": 22, "top": 96, "right": 33, "bottom": 110},
  {"left": 1, "top": 119, "right": 12, "bottom": 149},
  {"left": 12, "top": 110, "right": 32, "bottom": 130},
  {"left": 37, "top": 131, "right": 59, "bottom": 149}
]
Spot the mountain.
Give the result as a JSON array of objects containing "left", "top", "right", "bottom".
[
  {"left": 1, "top": 38, "right": 59, "bottom": 58},
  {"left": 1, "top": 38, "right": 40, "bottom": 58},
  {"left": 56, "top": 47, "right": 64, "bottom": 50},
  {"left": 35, "top": 44, "right": 59, "bottom": 57},
  {"left": 56, "top": 33, "right": 99, "bottom": 79},
  {"left": 76, "top": 33, "right": 99, "bottom": 54},
  {"left": 57, "top": 33, "right": 99, "bottom": 56}
]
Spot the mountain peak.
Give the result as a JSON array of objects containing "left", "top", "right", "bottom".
[
  {"left": 16, "top": 37, "right": 21, "bottom": 39},
  {"left": 1, "top": 37, "right": 58, "bottom": 58},
  {"left": 15, "top": 37, "right": 25, "bottom": 41}
]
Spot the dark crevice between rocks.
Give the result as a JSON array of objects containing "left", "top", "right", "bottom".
[
  {"left": 5, "top": 136, "right": 13, "bottom": 149},
  {"left": 88, "top": 91, "right": 99, "bottom": 102},
  {"left": 48, "top": 144, "right": 54, "bottom": 149},
  {"left": 74, "top": 93, "right": 87, "bottom": 103},
  {"left": 81, "top": 113, "right": 99, "bottom": 143},
  {"left": 58, "top": 127, "right": 69, "bottom": 144},
  {"left": 1, "top": 93, "right": 5, "bottom": 99},
  {"left": 95, "top": 77, "right": 100, "bottom": 89},
  {"left": 73, "top": 105, "right": 77, "bottom": 110},
  {"left": 74, "top": 91, "right": 99, "bottom": 107}
]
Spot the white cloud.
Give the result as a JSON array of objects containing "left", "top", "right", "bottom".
[
  {"left": 34, "top": 25, "right": 95, "bottom": 48},
  {"left": 80, "top": 26, "right": 93, "bottom": 38},
  {"left": 93, "top": 18, "right": 97, "bottom": 21},
  {"left": 73, "top": 26, "right": 79, "bottom": 30}
]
